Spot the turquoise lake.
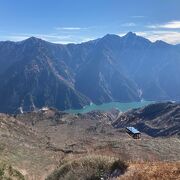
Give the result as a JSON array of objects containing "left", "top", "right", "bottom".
[{"left": 65, "top": 101, "right": 154, "bottom": 114}]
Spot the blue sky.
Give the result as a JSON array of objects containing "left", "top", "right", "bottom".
[{"left": 0, "top": 0, "right": 180, "bottom": 44}]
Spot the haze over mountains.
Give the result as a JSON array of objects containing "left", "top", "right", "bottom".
[{"left": 0, "top": 32, "right": 180, "bottom": 113}]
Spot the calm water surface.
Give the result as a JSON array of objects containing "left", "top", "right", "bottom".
[{"left": 65, "top": 101, "right": 154, "bottom": 114}]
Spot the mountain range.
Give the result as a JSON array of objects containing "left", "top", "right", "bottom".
[{"left": 0, "top": 32, "right": 180, "bottom": 113}]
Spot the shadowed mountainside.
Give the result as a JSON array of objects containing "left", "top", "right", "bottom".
[
  {"left": 113, "top": 102, "right": 180, "bottom": 137},
  {"left": 0, "top": 33, "right": 180, "bottom": 113}
]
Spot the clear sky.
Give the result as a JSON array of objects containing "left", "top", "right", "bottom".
[{"left": 0, "top": 0, "right": 180, "bottom": 44}]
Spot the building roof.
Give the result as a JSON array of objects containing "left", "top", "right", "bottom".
[{"left": 126, "top": 127, "right": 140, "bottom": 134}]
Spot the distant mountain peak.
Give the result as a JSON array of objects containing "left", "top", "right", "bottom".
[
  {"left": 99, "top": 34, "right": 122, "bottom": 45},
  {"left": 103, "top": 33, "right": 120, "bottom": 38},
  {"left": 22, "top": 36, "right": 43, "bottom": 44},
  {"left": 101, "top": 34, "right": 121, "bottom": 41},
  {"left": 122, "top": 32, "right": 151, "bottom": 46},
  {"left": 125, "top": 32, "right": 137, "bottom": 37},
  {"left": 29, "top": 36, "right": 38, "bottom": 40},
  {"left": 122, "top": 32, "right": 139, "bottom": 40},
  {"left": 153, "top": 40, "right": 170, "bottom": 47},
  {"left": 122, "top": 32, "right": 138, "bottom": 40}
]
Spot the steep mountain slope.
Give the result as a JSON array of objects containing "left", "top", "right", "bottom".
[
  {"left": 0, "top": 112, "right": 65, "bottom": 179},
  {"left": 0, "top": 33, "right": 180, "bottom": 113},
  {"left": 75, "top": 39, "right": 140, "bottom": 103},
  {"left": 0, "top": 38, "right": 90, "bottom": 113},
  {"left": 113, "top": 102, "right": 180, "bottom": 137},
  {"left": 132, "top": 40, "right": 180, "bottom": 100}
]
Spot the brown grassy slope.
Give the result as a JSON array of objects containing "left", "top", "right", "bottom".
[
  {"left": 0, "top": 113, "right": 64, "bottom": 180},
  {"left": 46, "top": 155, "right": 180, "bottom": 180},
  {"left": 0, "top": 107, "right": 179, "bottom": 179},
  {"left": 0, "top": 163, "right": 25, "bottom": 180},
  {"left": 16, "top": 109, "right": 180, "bottom": 162},
  {"left": 121, "top": 162, "right": 180, "bottom": 180},
  {"left": 46, "top": 155, "right": 128, "bottom": 180}
]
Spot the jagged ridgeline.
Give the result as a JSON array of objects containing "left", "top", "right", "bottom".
[{"left": 0, "top": 33, "right": 180, "bottom": 113}]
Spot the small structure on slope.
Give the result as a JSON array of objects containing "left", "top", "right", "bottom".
[{"left": 126, "top": 127, "right": 141, "bottom": 139}]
